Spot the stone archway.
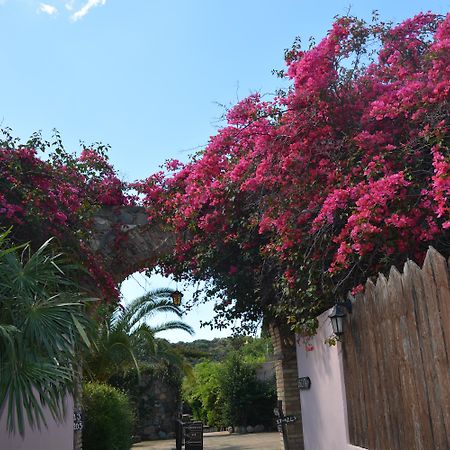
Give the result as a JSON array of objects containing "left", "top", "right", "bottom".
[
  {"left": 80, "top": 206, "right": 304, "bottom": 450},
  {"left": 90, "top": 206, "right": 176, "bottom": 283}
]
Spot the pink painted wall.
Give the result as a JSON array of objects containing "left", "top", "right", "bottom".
[
  {"left": 0, "top": 395, "right": 73, "bottom": 450},
  {"left": 296, "top": 309, "right": 366, "bottom": 450}
]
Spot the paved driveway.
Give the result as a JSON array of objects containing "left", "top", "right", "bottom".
[{"left": 133, "top": 431, "right": 281, "bottom": 450}]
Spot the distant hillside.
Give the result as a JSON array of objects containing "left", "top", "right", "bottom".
[{"left": 173, "top": 336, "right": 272, "bottom": 365}]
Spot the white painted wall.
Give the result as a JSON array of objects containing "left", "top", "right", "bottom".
[
  {"left": 0, "top": 395, "right": 73, "bottom": 450},
  {"left": 296, "top": 309, "right": 366, "bottom": 450}
]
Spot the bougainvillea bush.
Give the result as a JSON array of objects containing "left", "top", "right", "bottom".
[
  {"left": 0, "top": 130, "right": 133, "bottom": 299},
  {"left": 135, "top": 12, "right": 449, "bottom": 333}
]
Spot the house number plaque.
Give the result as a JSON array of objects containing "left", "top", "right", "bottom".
[
  {"left": 73, "top": 411, "right": 83, "bottom": 431},
  {"left": 298, "top": 376, "right": 311, "bottom": 390}
]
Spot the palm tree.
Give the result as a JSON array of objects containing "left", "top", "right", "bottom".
[
  {"left": 0, "top": 230, "right": 93, "bottom": 435},
  {"left": 85, "top": 288, "right": 194, "bottom": 382}
]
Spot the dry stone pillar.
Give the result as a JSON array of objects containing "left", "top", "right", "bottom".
[{"left": 269, "top": 322, "right": 304, "bottom": 450}]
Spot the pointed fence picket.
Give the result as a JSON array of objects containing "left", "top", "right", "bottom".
[{"left": 343, "top": 247, "right": 450, "bottom": 450}]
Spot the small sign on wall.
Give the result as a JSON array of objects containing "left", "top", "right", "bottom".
[
  {"left": 73, "top": 411, "right": 83, "bottom": 431},
  {"left": 276, "top": 415, "right": 298, "bottom": 425},
  {"left": 298, "top": 376, "right": 311, "bottom": 390}
]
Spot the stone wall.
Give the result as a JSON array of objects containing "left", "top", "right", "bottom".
[
  {"left": 255, "top": 361, "right": 275, "bottom": 382},
  {"left": 137, "top": 378, "right": 180, "bottom": 441},
  {"left": 112, "top": 368, "right": 181, "bottom": 443}
]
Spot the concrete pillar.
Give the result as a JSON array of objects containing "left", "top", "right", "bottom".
[{"left": 270, "top": 322, "right": 304, "bottom": 450}]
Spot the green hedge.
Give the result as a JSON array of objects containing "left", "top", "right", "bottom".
[{"left": 82, "top": 382, "right": 134, "bottom": 450}]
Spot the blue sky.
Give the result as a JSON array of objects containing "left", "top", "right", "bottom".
[{"left": 1, "top": 0, "right": 447, "bottom": 341}]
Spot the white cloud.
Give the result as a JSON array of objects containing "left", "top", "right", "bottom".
[
  {"left": 39, "top": 3, "right": 58, "bottom": 15},
  {"left": 65, "top": 0, "right": 75, "bottom": 11},
  {"left": 70, "top": 0, "right": 106, "bottom": 21}
]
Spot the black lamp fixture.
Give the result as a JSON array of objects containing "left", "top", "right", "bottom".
[
  {"left": 171, "top": 290, "right": 183, "bottom": 306},
  {"left": 329, "top": 298, "right": 352, "bottom": 337}
]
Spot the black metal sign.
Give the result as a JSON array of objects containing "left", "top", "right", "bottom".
[
  {"left": 298, "top": 376, "right": 311, "bottom": 390},
  {"left": 274, "top": 400, "right": 299, "bottom": 450},
  {"left": 184, "top": 421, "right": 203, "bottom": 450},
  {"left": 276, "top": 415, "right": 298, "bottom": 425},
  {"left": 73, "top": 411, "right": 83, "bottom": 431}
]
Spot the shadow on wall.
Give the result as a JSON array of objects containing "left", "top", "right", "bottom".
[
  {"left": 296, "top": 310, "right": 367, "bottom": 450},
  {"left": 0, "top": 394, "right": 74, "bottom": 450}
]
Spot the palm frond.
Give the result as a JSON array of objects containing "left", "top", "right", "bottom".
[
  {"left": 0, "top": 235, "right": 94, "bottom": 434},
  {"left": 85, "top": 286, "right": 193, "bottom": 384},
  {"left": 1, "top": 358, "right": 73, "bottom": 435},
  {"left": 152, "top": 320, "right": 194, "bottom": 336}
]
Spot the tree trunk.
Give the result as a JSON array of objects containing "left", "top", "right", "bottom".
[{"left": 269, "top": 321, "right": 304, "bottom": 450}]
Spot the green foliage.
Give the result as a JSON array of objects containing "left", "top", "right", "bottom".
[
  {"left": 82, "top": 382, "right": 134, "bottom": 450},
  {"left": 85, "top": 288, "right": 193, "bottom": 383},
  {"left": 247, "top": 378, "right": 277, "bottom": 427},
  {"left": 219, "top": 352, "right": 276, "bottom": 427},
  {"left": 175, "top": 336, "right": 272, "bottom": 365},
  {"left": 238, "top": 336, "right": 273, "bottom": 364},
  {"left": 0, "top": 230, "right": 93, "bottom": 435},
  {"left": 182, "top": 361, "right": 224, "bottom": 426},
  {"left": 219, "top": 352, "right": 259, "bottom": 427},
  {"left": 182, "top": 341, "right": 276, "bottom": 428}
]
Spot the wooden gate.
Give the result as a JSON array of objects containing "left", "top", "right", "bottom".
[{"left": 343, "top": 247, "right": 450, "bottom": 450}]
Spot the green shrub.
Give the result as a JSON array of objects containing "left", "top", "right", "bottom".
[
  {"left": 182, "top": 361, "right": 225, "bottom": 427},
  {"left": 219, "top": 352, "right": 276, "bottom": 427},
  {"left": 183, "top": 351, "right": 276, "bottom": 428},
  {"left": 247, "top": 378, "right": 277, "bottom": 428},
  {"left": 82, "top": 382, "right": 134, "bottom": 450}
]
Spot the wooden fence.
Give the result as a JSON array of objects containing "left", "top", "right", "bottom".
[{"left": 343, "top": 247, "right": 450, "bottom": 450}]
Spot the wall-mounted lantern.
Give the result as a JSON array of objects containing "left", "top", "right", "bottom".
[
  {"left": 329, "top": 299, "right": 352, "bottom": 337},
  {"left": 171, "top": 290, "right": 183, "bottom": 306}
]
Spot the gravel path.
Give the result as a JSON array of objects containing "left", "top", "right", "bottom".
[{"left": 133, "top": 431, "right": 281, "bottom": 449}]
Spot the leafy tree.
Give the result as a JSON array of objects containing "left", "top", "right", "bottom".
[
  {"left": 82, "top": 289, "right": 194, "bottom": 444},
  {"left": 219, "top": 352, "right": 261, "bottom": 427},
  {"left": 182, "top": 341, "right": 276, "bottom": 428},
  {"left": 0, "top": 230, "right": 93, "bottom": 434},
  {"left": 85, "top": 288, "right": 194, "bottom": 382},
  {"left": 235, "top": 336, "right": 272, "bottom": 364},
  {"left": 182, "top": 361, "right": 224, "bottom": 427}
]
